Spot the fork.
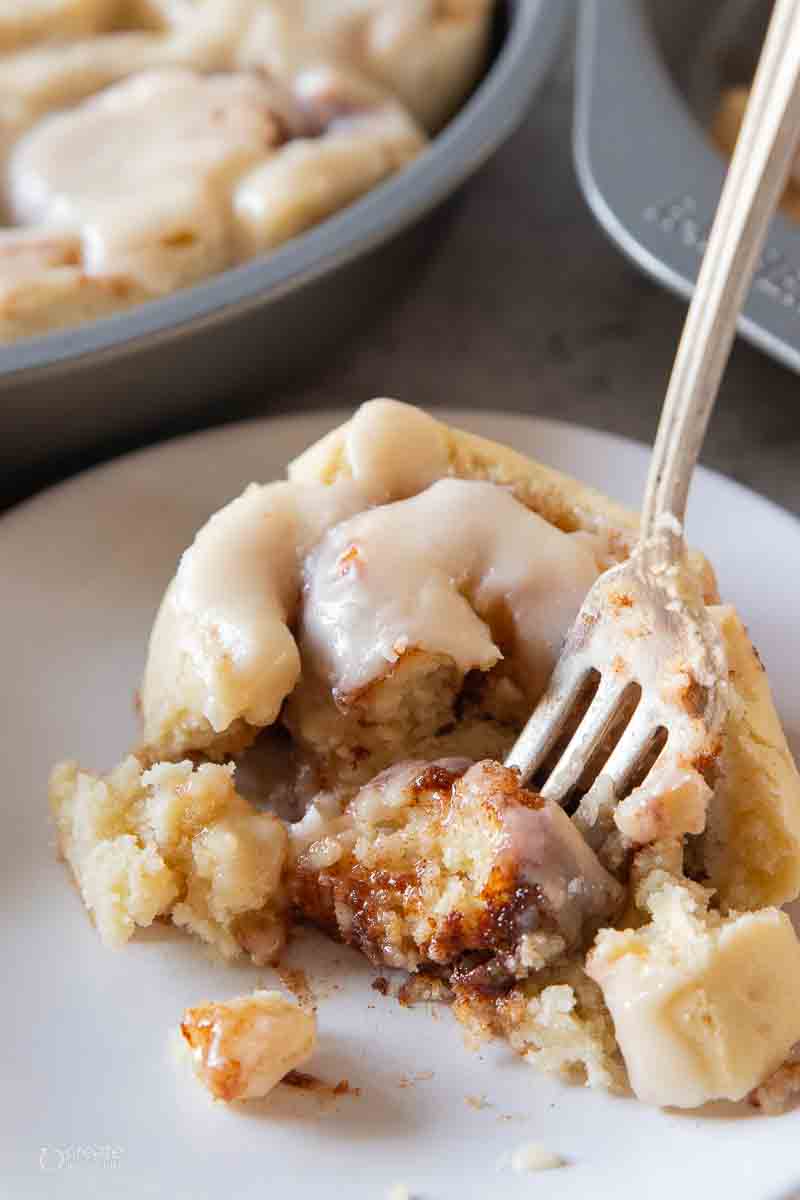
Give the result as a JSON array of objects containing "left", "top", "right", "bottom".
[{"left": 505, "top": 0, "right": 800, "bottom": 804}]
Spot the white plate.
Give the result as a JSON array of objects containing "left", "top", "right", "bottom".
[{"left": 3, "top": 410, "right": 800, "bottom": 1200}]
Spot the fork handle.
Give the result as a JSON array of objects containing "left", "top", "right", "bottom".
[{"left": 640, "top": 0, "right": 800, "bottom": 544}]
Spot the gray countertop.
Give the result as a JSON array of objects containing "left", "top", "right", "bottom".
[
  {"left": 280, "top": 50, "right": 800, "bottom": 518},
  {"left": 9, "top": 44, "right": 800, "bottom": 516}
]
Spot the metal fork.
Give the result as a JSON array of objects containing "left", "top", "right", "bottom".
[{"left": 506, "top": 0, "right": 800, "bottom": 803}]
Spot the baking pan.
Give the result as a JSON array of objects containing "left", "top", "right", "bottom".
[
  {"left": 0, "top": 0, "right": 568, "bottom": 489},
  {"left": 575, "top": 0, "right": 800, "bottom": 374}
]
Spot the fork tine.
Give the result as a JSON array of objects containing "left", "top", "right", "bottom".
[
  {"left": 540, "top": 677, "right": 631, "bottom": 805},
  {"left": 505, "top": 663, "right": 594, "bottom": 786},
  {"left": 601, "top": 706, "right": 663, "bottom": 796}
]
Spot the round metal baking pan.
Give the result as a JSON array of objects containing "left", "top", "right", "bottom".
[
  {"left": 574, "top": 0, "right": 800, "bottom": 375},
  {"left": 0, "top": 0, "right": 569, "bottom": 489}
]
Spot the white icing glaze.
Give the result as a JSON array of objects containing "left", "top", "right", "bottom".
[
  {"left": 237, "top": 0, "right": 376, "bottom": 80},
  {"left": 0, "top": 2, "right": 491, "bottom": 336},
  {"left": 300, "top": 477, "right": 601, "bottom": 701},
  {"left": 142, "top": 400, "right": 601, "bottom": 750},
  {"left": 456, "top": 762, "right": 623, "bottom": 942},
  {"left": 236, "top": 0, "right": 493, "bottom": 131},
  {"left": 154, "top": 478, "right": 366, "bottom": 733},
  {"left": 8, "top": 69, "right": 293, "bottom": 293},
  {"left": 145, "top": 399, "right": 449, "bottom": 742},
  {"left": 343, "top": 396, "right": 450, "bottom": 501},
  {"left": 2, "top": 60, "right": 423, "bottom": 317},
  {"left": 231, "top": 65, "right": 423, "bottom": 256},
  {"left": 0, "top": 2, "right": 252, "bottom": 148}
]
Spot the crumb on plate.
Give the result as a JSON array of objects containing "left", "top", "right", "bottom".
[
  {"left": 510, "top": 1142, "right": 566, "bottom": 1173},
  {"left": 180, "top": 989, "right": 316, "bottom": 1102}
]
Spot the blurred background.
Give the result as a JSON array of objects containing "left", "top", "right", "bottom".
[{"left": 3, "top": 1, "right": 799, "bottom": 515}]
